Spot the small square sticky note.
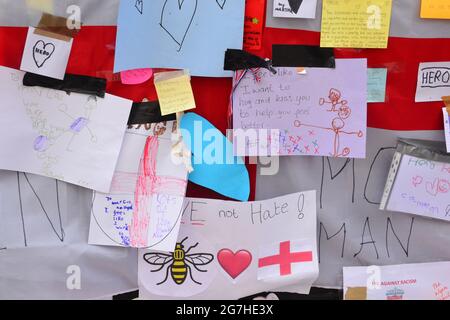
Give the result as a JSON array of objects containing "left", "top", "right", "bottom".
[
  {"left": 368, "top": 68, "right": 388, "bottom": 103},
  {"left": 320, "top": 0, "right": 393, "bottom": 49},
  {"left": 154, "top": 71, "right": 196, "bottom": 116},
  {"left": 421, "top": 0, "right": 450, "bottom": 19},
  {"left": 20, "top": 27, "right": 73, "bottom": 80}
]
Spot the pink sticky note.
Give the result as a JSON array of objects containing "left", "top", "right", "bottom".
[{"left": 120, "top": 68, "right": 153, "bottom": 85}]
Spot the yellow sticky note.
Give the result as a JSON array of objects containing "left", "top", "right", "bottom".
[
  {"left": 26, "top": 0, "right": 54, "bottom": 13},
  {"left": 154, "top": 71, "right": 196, "bottom": 116},
  {"left": 421, "top": 0, "right": 450, "bottom": 19},
  {"left": 320, "top": 0, "right": 393, "bottom": 49}
]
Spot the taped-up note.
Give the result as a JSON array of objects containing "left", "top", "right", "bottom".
[
  {"left": 20, "top": 13, "right": 80, "bottom": 79},
  {"left": 380, "top": 139, "right": 450, "bottom": 221}
]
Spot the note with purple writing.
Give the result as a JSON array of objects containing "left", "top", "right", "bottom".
[
  {"left": 232, "top": 59, "right": 368, "bottom": 158},
  {"left": 444, "top": 108, "right": 450, "bottom": 153},
  {"left": 381, "top": 153, "right": 450, "bottom": 221}
]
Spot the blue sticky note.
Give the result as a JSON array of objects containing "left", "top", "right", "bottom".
[
  {"left": 367, "top": 68, "right": 388, "bottom": 103},
  {"left": 114, "top": 0, "right": 245, "bottom": 77},
  {"left": 181, "top": 113, "right": 250, "bottom": 202}
]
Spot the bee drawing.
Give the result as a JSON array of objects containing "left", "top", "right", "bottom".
[{"left": 143, "top": 237, "right": 214, "bottom": 286}]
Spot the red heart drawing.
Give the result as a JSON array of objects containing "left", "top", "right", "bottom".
[{"left": 217, "top": 249, "right": 252, "bottom": 279}]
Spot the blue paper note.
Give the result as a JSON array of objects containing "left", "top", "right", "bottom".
[
  {"left": 367, "top": 68, "right": 388, "bottom": 103},
  {"left": 181, "top": 112, "right": 250, "bottom": 202},
  {"left": 114, "top": 0, "right": 245, "bottom": 77}
]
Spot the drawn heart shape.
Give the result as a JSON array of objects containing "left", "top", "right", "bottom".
[
  {"left": 135, "top": 0, "right": 143, "bottom": 14},
  {"left": 216, "top": 0, "right": 226, "bottom": 9},
  {"left": 32, "top": 40, "right": 55, "bottom": 68},
  {"left": 217, "top": 249, "right": 252, "bottom": 279},
  {"left": 160, "top": 0, "right": 198, "bottom": 51},
  {"left": 412, "top": 175, "right": 423, "bottom": 187},
  {"left": 288, "top": 0, "right": 304, "bottom": 14}
]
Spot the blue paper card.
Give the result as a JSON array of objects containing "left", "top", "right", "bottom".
[
  {"left": 367, "top": 68, "right": 388, "bottom": 103},
  {"left": 181, "top": 112, "right": 250, "bottom": 202},
  {"left": 114, "top": 0, "right": 245, "bottom": 77}
]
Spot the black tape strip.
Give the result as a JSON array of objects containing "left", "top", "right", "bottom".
[
  {"left": 128, "top": 101, "right": 176, "bottom": 125},
  {"left": 23, "top": 73, "right": 107, "bottom": 98},
  {"left": 272, "top": 45, "right": 336, "bottom": 68},
  {"left": 224, "top": 49, "right": 277, "bottom": 74}
]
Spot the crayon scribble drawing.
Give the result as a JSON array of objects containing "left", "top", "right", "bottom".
[
  {"left": 295, "top": 88, "right": 364, "bottom": 157},
  {"left": 160, "top": 0, "right": 227, "bottom": 51}
]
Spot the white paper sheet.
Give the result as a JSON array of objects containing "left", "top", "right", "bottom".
[
  {"left": 0, "top": 170, "right": 137, "bottom": 299},
  {"left": 256, "top": 128, "right": 450, "bottom": 289},
  {"left": 273, "top": 0, "right": 317, "bottom": 19},
  {"left": 344, "top": 261, "right": 450, "bottom": 300},
  {"left": 444, "top": 108, "right": 450, "bottom": 153},
  {"left": 381, "top": 153, "right": 450, "bottom": 221},
  {"left": 20, "top": 27, "right": 73, "bottom": 80},
  {"left": 0, "top": 66, "right": 132, "bottom": 193},
  {"left": 89, "top": 122, "right": 188, "bottom": 251},
  {"left": 415, "top": 62, "right": 450, "bottom": 102},
  {"left": 139, "top": 192, "right": 318, "bottom": 300}
]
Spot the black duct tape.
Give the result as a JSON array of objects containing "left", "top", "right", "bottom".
[
  {"left": 128, "top": 101, "right": 176, "bottom": 126},
  {"left": 224, "top": 49, "right": 277, "bottom": 74},
  {"left": 272, "top": 45, "right": 336, "bottom": 68},
  {"left": 23, "top": 73, "right": 107, "bottom": 98}
]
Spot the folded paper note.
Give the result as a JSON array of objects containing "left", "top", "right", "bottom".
[
  {"left": 415, "top": 62, "right": 450, "bottom": 102},
  {"left": 154, "top": 71, "right": 196, "bottom": 116},
  {"left": 421, "top": 0, "right": 450, "bottom": 19},
  {"left": 368, "top": 68, "right": 388, "bottom": 103},
  {"left": 20, "top": 26, "right": 73, "bottom": 80},
  {"left": 114, "top": 0, "right": 245, "bottom": 77},
  {"left": 121, "top": 68, "right": 153, "bottom": 85},
  {"left": 181, "top": 112, "right": 250, "bottom": 202},
  {"left": 380, "top": 139, "right": 450, "bottom": 221},
  {"left": 232, "top": 59, "right": 368, "bottom": 158},
  {"left": 273, "top": 0, "right": 317, "bottom": 19},
  {"left": 444, "top": 108, "right": 450, "bottom": 153},
  {"left": 89, "top": 121, "right": 188, "bottom": 250},
  {"left": 344, "top": 261, "right": 450, "bottom": 300},
  {"left": 139, "top": 191, "right": 319, "bottom": 299},
  {"left": 0, "top": 66, "right": 132, "bottom": 193},
  {"left": 320, "top": 0, "right": 392, "bottom": 49}
]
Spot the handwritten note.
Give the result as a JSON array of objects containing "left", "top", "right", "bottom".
[
  {"left": 139, "top": 191, "right": 319, "bottom": 300},
  {"left": 444, "top": 108, "right": 450, "bottom": 153},
  {"left": 89, "top": 121, "right": 188, "bottom": 250},
  {"left": 232, "top": 59, "right": 368, "bottom": 158},
  {"left": 421, "top": 0, "right": 450, "bottom": 19},
  {"left": 154, "top": 71, "right": 196, "bottom": 116},
  {"left": 381, "top": 153, "right": 450, "bottom": 221},
  {"left": 0, "top": 66, "right": 132, "bottom": 193},
  {"left": 244, "top": 0, "right": 265, "bottom": 51},
  {"left": 415, "top": 62, "right": 450, "bottom": 102},
  {"left": 320, "top": 0, "right": 393, "bottom": 49},
  {"left": 273, "top": 0, "right": 317, "bottom": 19},
  {"left": 121, "top": 68, "right": 153, "bottom": 85},
  {"left": 368, "top": 68, "right": 387, "bottom": 103},
  {"left": 344, "top": 261, "right": 450, "bottom": 300},
  {"left": 20, "top": 27, "right": 73, "bottom": 80}
]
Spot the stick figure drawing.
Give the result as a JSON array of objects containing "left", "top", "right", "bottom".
[{"left": 294, "top": 89, "right": 364, "bottom": 157}]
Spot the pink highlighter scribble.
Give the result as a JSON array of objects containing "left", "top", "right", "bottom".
[{"left": 130, "top": 135, "right": 188, "bottom": 248}]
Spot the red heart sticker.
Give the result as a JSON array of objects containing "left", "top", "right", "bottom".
[{"left": 217, "top": 249, "right": 252, "bottom": 279}]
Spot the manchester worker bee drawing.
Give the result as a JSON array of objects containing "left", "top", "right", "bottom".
[{"left": 143, "top": 237, "right": 214, "bottom": 285}]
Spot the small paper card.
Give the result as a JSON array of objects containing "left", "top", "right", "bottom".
[
  {"left": 154, "top": 70, "right": 196, "bottom": 116},
  {"left": 273, "top": 0, "right": 318, "bottom": 19},
  {"left": 421, "top": 0, "right": 450, "bottom": 19},
  {"left": 415, "top": 62, "right": 450, "bottom": 102},
  {"left": 244, "top": 0, "right": 265, "bottom": 51},
  {"left": 380, "top": 139, "right": 450, "bottom": 222},
  {"left": 344, "top": 261, "right": 450, "bottom": 300},
  {"left": 20, "top": 27, "right": 73, "bottom": 80},
  {"left": 368, "top": 68, "right": 387, "bottom": 103},
  {"left": 320, "top": 0, "right": 393, "bottom": 49}
]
